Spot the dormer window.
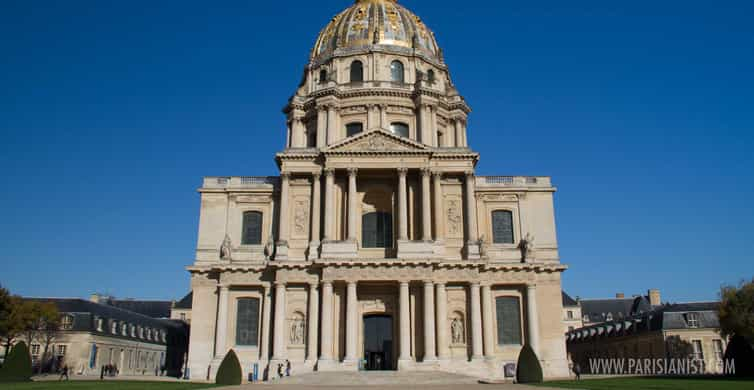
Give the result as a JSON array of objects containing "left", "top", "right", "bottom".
[
  {"left": 684, "top": 313, "right": 700, "bottom": 328},
  {"left": 96, "top": 317, "right": 104, "bottom": 332},
  {"left": 111, "top": 321, "right": 118, "bottom": 334},
  {"left": 606, "top": 313, "right": 613, "bottom": 322},
  {"left": 61, "top": 315, "right": 74, "bottom": 330}
]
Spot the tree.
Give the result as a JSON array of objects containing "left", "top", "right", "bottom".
[
  {"left": 719, "top": 278, "right": 754, "bottom": 342},
  {"left": 0, "top": 341, "right": 33, "bottom": 382},
  {"left": 516, "top": 344, "right": 543, "bottom": 383},
  {"left": 1, "top": 296, "right": 31, "bottom": 361},
  {"left": 33, "top": 303, "right": 60, "bottom": 374},
  {"left": 215, "top": 349, "right": 242, "bottom": 385}
]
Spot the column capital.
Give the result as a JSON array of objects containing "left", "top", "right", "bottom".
[
  {"left": 464, "top": 170, "right": 475, "bottom": 177},
  {"left": 308, "top": 281, "right": 319, "bottom": 289},
  {"left": 432, "top": 170, "right": 444, "bottom": 179},
  {"left": 423, "top": 280, "right": 434, "bottom": 286},
  {"left": 469, "top": 281, "right": 481, "bottom": 288},
  {"left": 275, "top": 281, "right": 287, "bottom": 288},
  {"left": 527, "top": 283, "right": 537, "bottom": 290},
  {"left": 321, "top": 280, "right": 333, "bottom": 287},
  {"left": 316, "top": 104, "right": 328, "bottom": 112},
  {"left": 218, "top": 284, "right": 230, "bottom": 291},
  {"left": 420, "top": 167, "right": 432, "bottom": 177},
  {"left": 397, "top": 167, "right": 408, "bottom": 176},
  {"left": 323, "top": 168, "right": 335, "bottom": 177},
  {"left": 435, "top": 282, "right": 446, "bottom": 288},
  {"left": 280, "top": 171, "right": 291, "bottom": 179},
  {"left": 379, "top": 103, "right": 389, "bottom": 110},
  {"left": 399, "top": 281, "right": 410, "bottom": 287},
  {"left": 347, "top": 167, "right": 358, "bottom": 177},
  {"left": 312, "top": 171, "right": 322, "bottom": 180}
]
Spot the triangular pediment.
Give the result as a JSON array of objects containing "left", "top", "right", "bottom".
[{"left": 326, "top": 129, "right": 429, "bottom": 153}]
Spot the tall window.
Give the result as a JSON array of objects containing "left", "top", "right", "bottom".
[
  {"left": 691, "top": 340, "right": 704, "bottom": 360},
  {"left": 242, "top": 211, "right": 263, "bottom": 245},
  {"left": 236, "top": 298, "right": 261, "bottom": 346},
  {"left": 491, "top": 210, "right": 514, "bottom": 244},
  {"left": 427, "top": 69, "right": 435, "bottom": 83},
  {"left": 713, "top": 340, "right": 724, "bottom": 360},
  {"left": 390, "top": 122, "right": 409, "bottom": 138},
  {"left": 495, "top": 297, "right": 522, "bottom": 345},
  {"left": 61, "top": 315, "right": 74, "bottom": 330},
  {"left": 350, "top": 60, "right": 364, "bottom": 82},
  {"left": 566, "top": 310, "right": 574, "bottom": 320},
  {"left": 362, "top": 212, "right": 393, "bottom": 248},
  {"left": 319, "top": 69, "right": 328, "bottom": 84},
  {"left": 346, "top": 122, "right": 363, "bottom": 137},
  {"left": 390, "top": 60, "right": 404, "bottom": 83}
]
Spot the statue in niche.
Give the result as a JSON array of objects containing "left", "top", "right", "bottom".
[
  {"left": 451, "top": 317, "right": 464, "bottom": 344},
  {"left": 219, "top": 235, "right": 232, "bottom": 260},
  {"left": 518, "top": 233, "right": 535, "bottom": 263},
  {"left": 447, "top": 200, "right": 461, "bottom": 236},
  {"left": 289, "top": 317, "right": 305, "bottom": 345},
  {"left": 478, "top": 234, "right": 489, "bottom": 259},
  {"left": 264, "top": 233, "right": 276, "bottom": 260}
]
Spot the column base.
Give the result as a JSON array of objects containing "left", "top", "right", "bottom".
[
  {"left": 397, "top": 358, "right": 415, "bottom": 371},
  {"left": 320, "top": 240, "right": 358, "bottom": 259},
  {"left": 307, "top": 240, "right": 320, "bottom": 260},
  {"left": 397, "top": 240, "right": 436, "bottom": 259},
  {"left": 275, "top": 241, "right": 289, "bottom": 261}
]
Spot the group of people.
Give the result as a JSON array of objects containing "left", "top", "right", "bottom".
[
  {"left": 99, "top": 364, "right": 119, "bottom": 379},
  {"left": 276, "top": 360, "right": 291, "bottom": 378}
]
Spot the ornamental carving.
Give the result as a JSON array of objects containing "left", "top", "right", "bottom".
[
  {"left": 336, "top": 133, "right": 418, "bottom": 152},
  {"left": 446, "top": 198, "right": 462, "bottom": 237},
  {"left": 293, "top": 197, "right": 310, "bottom": 238},
  {"left": 289, "top": 312, "right": 305, "bottom": 345},
  {"left": 234, "top": 195, "right": 271, "bottom": 204},
  {"left": 451, "top": 316, "right": 465, "bottom": 344}
]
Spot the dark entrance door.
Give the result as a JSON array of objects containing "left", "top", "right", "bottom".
[{"left": 363, "top": 315, "right": 394, "bottom": 371}]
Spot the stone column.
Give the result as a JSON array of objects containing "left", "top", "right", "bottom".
[
  {"left": 464, "top": 171, "right": 479, "bottom": 244},
  {"left": 430, "top": 106, "right": 438, "bottom": 147},
  {"left": 526, "top": 284, "right": 540, "bottom": 357},
  {"left": 380, "top": 104, "right": 388, "bottom": 129},
  {"left": 309, "top": 173, "right": 321, "bottom": 257},
  {"left": 422, "top": 104, "right": 432, "bottom": 145},
  {"left": 286, "top": 121, "right": 292, "bottom": 148},
  {"left": 469, "top": 282, "right": 483, "bottom": 360},
  {"left": 345, "top": 281, "right": 358, "bottom": 362},
  {"left": 278, "top": 172, "right": 291, "bottom": 256},
  {"left": 316, "top": 106, "right": 327, "bottom": 148},
  {"left": 399, "top": 281, "right": 411, "bottom": 362},
  {"left": 327, "top": 105, "right": 338, "bottom": 144},
  {"left": 481, "top": 284, "right": 495, "bottom": 359},
  {"left": 423, "top": 281, "right": 437, "bottom": 361},
  {"left": 214, "top": 285, "right": 229, "bottom": 357},
  {"left": 397, "top": 168, "right": 408, "bottom": 241},
  {"left": 347, "top": 168, "right": 358, "bottom": 241},
  {"left": 319, "top": 281, "right": 334, "bottom": 361},
  {"left": 461, "top": 120, "right": 468, "bottom": 147},
  {"left": 435, "top": 283, "right": 449, "bottom": 360},
  {"left": 432, "top": 172, "right": 444, "bottom": 242},
  {"left": 366, "top": 104, "right": 375, "bottom": 130},
  {"left": 272, "top": 282, "right": 287, "bottom": 360},
  {"left": 306, "top": 283, "right": 319, "bottom": 362},
  {"left": 323, "top": 169, "right": 335, "bottom": 241},
  {"left": 293, "top": 117, "right": 305, "bottom": 148},
  {"left": 260, "top": 285, "right": 272, "bottom": 361},
  {"left": 421, "top": 168, "right": 432, "bottom": 241}
]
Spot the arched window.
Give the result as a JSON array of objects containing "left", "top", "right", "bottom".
[
  {"left": 236, "top": 298, "right": 260, "bottom": 346},
  {"left": 350, "top": 60, "right": 364, "bottom": 82},
  {"left": 427, "top": 69, "right": 435, "bottom": 83},
  {"left": 362, "top": 212, "right": 393, "bottom": 248},
  {"left": 390, "top": 122, "right": 409, "bottom": 138},
  {"left": 346, "top": 122, "right": 363, "bottom": 137},
  {"left": 390, "top": 60, "right": 404, "bottom": 83},
  {"left": 495, "top": 296, "right": 522, "bottom": 345},
  {"left": 121, "top": 322, "right": 128, "bottom": 336},
  {"left": 491, "top": 210, "right": 514, "bottom": 244},
  {"left": 319, "top": 69, "right": 328, "bottom": 84},
  {"left": 242, "top": 211, "right": 263, "bottom": 245}
]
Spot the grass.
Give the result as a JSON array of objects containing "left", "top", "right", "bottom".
[
  {"left": 535, "top": 376, "right": 754, "bottom": 390},
  {"left": 0, "top": 381, "right": 218, "bottom": 390}
]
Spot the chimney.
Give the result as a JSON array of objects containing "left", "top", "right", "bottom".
[
  {"left": 616, "top": 293, "right": 625, "bottom": 299},
  {"left": 648, "top": 289, "right": 661, "bottom": 306}
]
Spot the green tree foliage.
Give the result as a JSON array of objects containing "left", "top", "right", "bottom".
[
  {"left": 0, "top": 292, "right": 30, "bottom": 361},
  {"left": 719, "top": 278, "right": 754, "bottom": 342},
  {"left": 0, "top": 341, "right": 33, "bottom": 382},
  {"left": 516, "top": 343, "right": 543, "bottom": 384},
  {"left": 215, "top": 349, "right": 242, "bottom": 385}
]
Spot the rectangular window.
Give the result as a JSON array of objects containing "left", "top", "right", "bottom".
[
  {"left": 492, "top": 210, "right": 514, "bottom": 244},
  {"left": 495, "top": 296, "right": 522, "bottom": 345},
  {"left": 713, "top": 339, "right": 724, "bottom": 360},
  {"left": 567, "top": 310, "right": 573, "bottom": 319},
  {"left": 31, "top": 344, "right": 41, "bottom": 356},
  {"left": 57, "top": 345, "right": 67, "bottom": 356},
  {"left": 685, "top": 313, "right": 700, "bottom": 328},
  {"left": 242, "top": 211, "right": 263, "bottom": 245},
  {"left": 692, "top": 340, "right": 704, "bottom": 360},
  {"left": 236, "top": 298, "right": 261, "bottom": 346}
]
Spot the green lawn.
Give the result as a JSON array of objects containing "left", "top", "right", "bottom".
[
  {"left": 0, "top": 381, "right": 218, "bottom": 390},
  {"left": 536, "top": 377, "right": 754, "bottom": 390}
]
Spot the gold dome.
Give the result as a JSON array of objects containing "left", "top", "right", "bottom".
[{"left": 311, "top": 0, "right": 442, "bottom": 64}]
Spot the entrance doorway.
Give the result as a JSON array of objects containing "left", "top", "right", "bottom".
[{"left": 363, "top": 315, "right": 394, "bottom": 370}]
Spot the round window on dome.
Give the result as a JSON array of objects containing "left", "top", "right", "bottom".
[{"left": 390, "top": 122, "right": 409, "bottom": 138}]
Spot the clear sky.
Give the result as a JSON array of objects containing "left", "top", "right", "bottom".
[{"left": 1, "top": 0, "right": 752, "bottom": 303}]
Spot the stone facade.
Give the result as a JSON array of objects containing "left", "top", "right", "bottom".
[{"left": 186, "top": 0, "right": 569, "bottom": 381}]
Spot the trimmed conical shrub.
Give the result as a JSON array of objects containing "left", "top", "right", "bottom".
[
  {"left": 516, "top": 343, "right": 543, "bottom": 384},
  {"left": 215, "top": 349, "right": 242, "bottom": 385},
  {"left": 0, "top": 341, "right": 33, "bottom": 382}
]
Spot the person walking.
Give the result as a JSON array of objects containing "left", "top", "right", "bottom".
[
  {"left": 285, "top": 360, "right": 291, "bottom": 377},
  {"left": 59, "top": 365, "right": 69, "bottom": 381},
  {"left": 277, "top": 363, "right": 283, "bottom": 379},
  {"left": 573, "top": 362, "right": 581, "bottom": 381}
]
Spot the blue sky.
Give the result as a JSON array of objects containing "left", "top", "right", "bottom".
[{"left": 1, "top": 0, "right": 752, "bottom": 302}]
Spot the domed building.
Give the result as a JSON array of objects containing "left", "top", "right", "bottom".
[{"left": 186, "top": 0, "right": 569, "bottom": 381}]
